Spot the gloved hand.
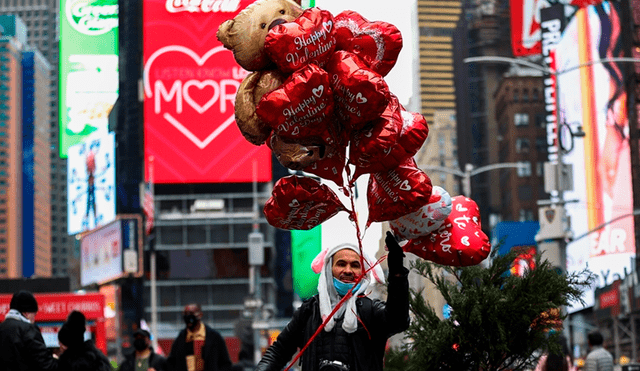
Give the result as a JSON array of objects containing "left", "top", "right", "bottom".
[{"left": 386, "top": 231, "right": 405, "bottom": 275}]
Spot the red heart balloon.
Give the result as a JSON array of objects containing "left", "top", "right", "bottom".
[
  {"left": 349, "top": 94, "right": 402, "bottom": 178},
  {"left": 334, "top": 10, "right": 403, "bottom": 77},
  {"left": 389, "top": 186, "right": 453, "bottom": 240},
  {"left": 397, "top": 109, "right": 429, "bottom": 158},
  {"left": 264, "top": 175, "right": 347, "bottom": 230},
  {"left": 349, "top": 96, "right": 429, "bottom": 180},
  {"left": 325, "top": 50, "right": 391, "bottom": 130},
  {"left": 257, "top": 63, "right": 334, "bottom": 142},
  {"left": 366, "top": 157, "right": 432, "bottom": 226},
  {"left": 402, "top": 196, "right": 491, "bottom": 266},
  {"left": 265, "top": 7, "right": 337, "bottom": 74}
]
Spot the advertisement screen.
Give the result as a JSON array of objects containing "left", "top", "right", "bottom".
[
  {"left": 510, "top": 0, "right": 605, "bottom": 56},
  {"left": 67, "top": 131, "right": 116, "bottom": 235},
  {"left": 557, "top": 1, "right": 635, "bottom": 312},
  {"left": 143, "top": 0, "right": 272, "bottom": 183},
  {"left": 59, "top": 0, "right": 119, "bottom": 158},
  {"left": 80, "top": 219, "right": 122, "bottom": 287}
]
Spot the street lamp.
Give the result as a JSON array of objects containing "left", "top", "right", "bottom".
[{"left": 421, "top": 162, "right": 526, "bottom": 197}]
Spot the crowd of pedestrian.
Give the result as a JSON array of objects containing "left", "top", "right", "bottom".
[{"left": 0, "top": 255, "right": 624, "bottom": 371}]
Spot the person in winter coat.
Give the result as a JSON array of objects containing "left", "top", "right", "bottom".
[
  {"left": 166, "top": 304, "right": 232, "bottom": 371},
  {"left": 0, "top": 290, "right": 58, "bottom": 371},
  {"left": 255, "top": 231, "right": 410, "bottom": 371},
  {"left": 118, "top": 329, "right": 167, "bottom": 371},
  {"left": 57, "top": 310, "right": 112, "bottom": 371}
]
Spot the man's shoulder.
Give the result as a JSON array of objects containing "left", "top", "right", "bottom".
[
  {"left": 203, "top": 324, "right": 224, "bottom": 338},
  {"left": 587, "top": 347, "right": 614, "bottom": 360}
]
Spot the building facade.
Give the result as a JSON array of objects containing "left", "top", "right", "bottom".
[
  {"left": 0, "top": 0, "right": 68, "bottom": 278},
  {"left": 459, "top": 0, "right": 512, "bottom": 232},
  {"left": 494, "top": 69, "right": 548, "bottom": 222},
  {"left": 417, "top": 0, "right": 462, "bottom": 126},
  {"left": 29, "top": 48, "right": 51, "bottom": 276},
  {"left": 0, "top": 15, "right": 24, "bottom": 277}
]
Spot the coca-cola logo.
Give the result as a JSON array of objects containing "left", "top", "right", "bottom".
[
  {"left": 165, "top": 0, "right": 240, "bottom": 13},
  {"left": 143, "top": 45, "right": 247, "bottom": 149}
]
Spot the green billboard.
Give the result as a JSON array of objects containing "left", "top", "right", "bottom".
[
  {"left": 59, "top": 0, "right": 119, "bottom": 158},
  {"left": 291, "top": 226, "right": 322, "bottom": 299}
]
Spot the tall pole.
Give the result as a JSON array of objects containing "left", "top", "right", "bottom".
[
  {"left": 149, "top": 156, "right": 159, "bottom": 351},
  {"left": 251, "top": 159, "right": 263, "bottom": 365}
]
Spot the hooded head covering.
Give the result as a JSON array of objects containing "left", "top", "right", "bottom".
[
  {"left": 10, "top": 291, "right": 38, "bottom": 313},
  {"left": 312, "top": 243, "right": 385, "bottom": 333},
  {"left": 58, "top": 311, "right": 86, "bottom": 348}
]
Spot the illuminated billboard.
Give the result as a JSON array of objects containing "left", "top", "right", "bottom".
[
  {"left": 554, "top": 1, "right": 635, "bottom": 312},
  {"left": 510, "top": 0, "right": 605, "bottom": 56},
  {"left": 67, "top": 131, "right": 116, "bottom": 235},
  {"left": 80, "top": 216, "right": 142, "bottom": 287},
  {"left": 142, "top": 0, "right": 272, "bottom": 183},
  {"left": 59, "top": 0, "right": 119, "bottom": 158}
]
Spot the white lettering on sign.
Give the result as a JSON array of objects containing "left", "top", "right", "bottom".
[
  {"left": 166, "top": 0, "right": 241, "bottom": 13},
  {"left": 153, "top": 79, "right": 236, "bottom": 114},
  {"left": 144, "top": 45, "right": 244, "bottom": 149}
]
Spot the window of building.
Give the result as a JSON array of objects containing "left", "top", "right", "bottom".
[
  {"left": 517, "top": 162, "right": 532, "bottom": 177},
  {"left": 513, "top": 90, "right": 519, "bottom": 102},
  {"left": 514, "top": 113, "right": 529, "bottom": 126},
  {"left": 518, "top": 185, "right": 533, "bottom": 201},
  {"left": 522, "top": 90, "right": 529, "bottom": 102},
  {"left": 535, "top": 113, "right": 546, "bottom": 128},
  {"left": 532, "top": 89, "right": 540, "bottom": 101},
  {"left": 536, "top": 138, "right": 548, "bottom": 152},
  {"left": 516, "top": 138, "right": 530, "bottom": 153},
  {"left": 537, "top": 162, "right": 544, "bottom": 177},
  {"left": 519, "top": 209, "right": 535, "bottom": 221}
]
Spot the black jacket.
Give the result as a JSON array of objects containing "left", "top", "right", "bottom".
[
  {"left": 167, "top": 324, "right": 232, "bottom": 371},
  {"left": 255, "top": 268, "right": 410, "bottom": 371},
  {"left": 0, "top": 317, "right": 58, "bottom": 371},
  {"left": 57, "top": 340, "right": 111, "bottom": 371},
  {"left": 118, "top": 349, "right": 167, "bottom": 371}
]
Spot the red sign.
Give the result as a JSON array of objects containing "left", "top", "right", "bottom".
[
  {"left": 0, "top": 293, "right": 105, "bottom": 322},
  {"left": 143, "top": 0, "right": 272, "bottom": 183},
  {"left": 510, "top": 0, "right": 605, "bottom": 57},
  {"left": 598, "top": 288, "right": 620, "bottom": 309}
]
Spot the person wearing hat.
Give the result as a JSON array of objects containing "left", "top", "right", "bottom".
[
  {"left": 57, "top": 310, "right": 111, "bottom": 371},
  {"left": 255, "top": 232, "right": 410, "bottom": 371},
  {"left": 0, "top": 290, "right": 58, "bottom": 371},
  {"left": 118, "top": 328, "right": 168, "bottom": 371}
]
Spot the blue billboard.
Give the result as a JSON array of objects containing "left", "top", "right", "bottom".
[{"left": 492, "top": 221, "right": 540, "bottom": 256}]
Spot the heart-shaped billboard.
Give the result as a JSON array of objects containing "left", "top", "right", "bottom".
[{"left": 143, "top": 0, "right": 272, "bottom": 183}]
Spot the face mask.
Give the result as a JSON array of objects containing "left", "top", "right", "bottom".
[
  {"left": 133, "top": 338, "right": 148, "bottom": 351},
  {"left": 333, "top": 277, "right": 361, "bottom": 297},
  {"left": 184, "top": 314, "right": 198, "bottom": 327}
]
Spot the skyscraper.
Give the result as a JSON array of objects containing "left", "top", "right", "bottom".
[
  {"left": 0, "top": 0, "right": 71, "bottom": 279},
  {"left": 414, "top": 0, "right": 464, "bottom": 196},
  {"left": 0, "top": 15, "right": 26, "bottom": 277}
]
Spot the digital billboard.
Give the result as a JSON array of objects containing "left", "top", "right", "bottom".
[
  {"left": 59, "top": 0, "right": 119, "bottom": 158},
  {"left": 554, "top": 1, "right": 635, "bottom": 312},
  {"left": 510, "top": 0, "right": 605, "bottom": 56},
  {"left": 67, "top": 131, "right": 116, "bottom": 235},
  {"left": 143, "top": 0, "right": 272, "bottom": 183},
  {"left": 80, "top": 216, "right": 142, "bottom": 287}
]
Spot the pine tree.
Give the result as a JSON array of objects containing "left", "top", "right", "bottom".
[{"left": 385, "top": 247, "right": 595, "bottom": 371}]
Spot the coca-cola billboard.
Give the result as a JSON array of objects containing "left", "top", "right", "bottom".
[{"left": 143, "top": 0, "right": 272, "bottom": 183}]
